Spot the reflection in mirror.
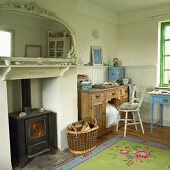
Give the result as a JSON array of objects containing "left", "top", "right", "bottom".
[
  {"left": 0, "top": 1, "right": 76, "bottom": 65},
  {"left": 0, "top": 10, "right": 72, "bottom": 59},
  {"left": 0, "top": 29, "right": 13, "bottom": 57}
]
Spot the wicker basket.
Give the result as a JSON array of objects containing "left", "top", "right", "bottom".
[{"left": 66, "top": 119, "right": 99, "bottom": 155}]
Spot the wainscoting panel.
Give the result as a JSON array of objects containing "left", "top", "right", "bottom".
[
  {"left": 77, "top": 65, "right": 170, "bottom": 127},
  {"left": 125, "top": 65, "right": 157, "bottom": 88},
  {"left": 125, "top": 65, "right": 170, "bottom": 127},
  {"left": 125, "top": 65, "right": 156, "bottom": 124},
  {"left": 77, "top": 66, "right": 109, "bottom": 84}
]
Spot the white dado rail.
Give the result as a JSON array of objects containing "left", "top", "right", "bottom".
[{"left": 0, "top": 65, "right": 73, "bottom": 80}]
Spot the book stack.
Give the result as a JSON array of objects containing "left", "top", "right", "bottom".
[
  {"left": 77, "top": 74, "right": 93, "bottom": 90},
  {"left": 79, "top": 81, "right": 92, "bottom": 90}
]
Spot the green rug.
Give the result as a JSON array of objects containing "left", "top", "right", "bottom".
[{"left": 57, "top": 136, "right": 170, "bottom": 170}]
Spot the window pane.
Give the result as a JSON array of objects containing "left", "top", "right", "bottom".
[
  {"left": 165, "top": 57, "right": 170, "bottom": 69},
  {"left": 164, "top": 71, "right": 170, "bottom": 84},
  {"left": 165, "top": 41, "right": 170, "bottom": 55},
  {"left": 165, "top": 26, "right": 170, "bottom": 39},
  {"left": 0, "top": 31, "right": 11, "bottom": 57}
]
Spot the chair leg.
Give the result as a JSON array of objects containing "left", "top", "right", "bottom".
[
  {"left": 132, "top": 112, "right": 137, "bottom": 130},
  {"left": 124, "top": 111, "right": 128, "bottom": 137},
  {"left": 137, "top": 111, "right": 144, "bottom": 134},
  {"left": 116, "top": 116, "right": 119, "bottom": 131},
  {"left": 116, "top": 113, "right": 120, "bottom": 131}
]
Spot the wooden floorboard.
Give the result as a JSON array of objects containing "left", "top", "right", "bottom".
[{"left": 97, "top": 123, "right": 170, "bottom": 146}]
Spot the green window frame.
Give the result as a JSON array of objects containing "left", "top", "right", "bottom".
[{"left": 160, "top": 22, "right": 170, "bottom": 86}]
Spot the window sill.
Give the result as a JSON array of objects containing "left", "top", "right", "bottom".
[{"left": 155, "top": 86, "right": 170, "bottom": 90}]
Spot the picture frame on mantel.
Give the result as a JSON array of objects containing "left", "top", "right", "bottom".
[
  {"left": 25, "top": 45, "right": 42, "bottom": 57},
  {"left": 91, "top": 46, "right": 103, "bottom": 66}
]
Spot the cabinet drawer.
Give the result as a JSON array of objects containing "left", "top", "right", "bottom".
[
  {"left": 152, "top": 96, "right": 170, "bottom": 104},
  {"left": 120, "top": 87, "right": 128, "bottom": 96},
  {"left": 107, "top": 90, "right": 119, "bottom": 100},
  {"left": 91, "top": 93, "right": 104, "bottom": 102}
]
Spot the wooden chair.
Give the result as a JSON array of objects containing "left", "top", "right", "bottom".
[{"left": 116, "top": 86, "right": 146, "bottom": 137}]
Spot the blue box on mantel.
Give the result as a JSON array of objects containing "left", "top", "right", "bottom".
[{"left": 108, "top": 66, "right": 125, "bottom": 81}]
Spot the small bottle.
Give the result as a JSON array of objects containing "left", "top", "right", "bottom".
[{"left": 113, "top": 58, "right": 118, "bottom": 67}]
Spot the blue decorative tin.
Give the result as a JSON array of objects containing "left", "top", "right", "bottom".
[{"left": 108, "top": 66, "right": 125, "bottom": 81}]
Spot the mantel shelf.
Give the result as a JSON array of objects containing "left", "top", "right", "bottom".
[{"left": 0, "top": 65, "right": 76, "bottom": 80}]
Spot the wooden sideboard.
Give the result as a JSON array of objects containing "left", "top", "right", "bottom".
[{"left": 78, "top": 85, "right": 128, "bottom": 137}]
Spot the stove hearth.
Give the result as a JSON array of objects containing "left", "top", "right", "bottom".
[{"left": 9, "top": 108, "right": 52, "bottom": 168}]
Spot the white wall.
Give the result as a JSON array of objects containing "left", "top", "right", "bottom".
[
  {"left": 0, "top": 11, "right": 50, "bottom": 57},
  {"left": 42, "top": 68, "right": 77, "bottom": 150},
  {"left": 117, "top": 21, "right": 158, "bottom": 66},
  {"left": 117, "top": 5, "right": 170, "bottom": 126},
  {"left": 125, "top": 65, "right": 157, "bottom": 124},
  {"left": 77, "top": 66, "right": 108, "bottom": 84},
  {"left": 0, "top": 0, "right": 118, "bottom": 169},
  {"left": 7, "top": 79, "right": 42, "bottom": 113},
  {"left": 3, "top": 0, "right": 170, "bottom": 169},
  {"left": 0, "top": 71, "right": 12, "bottom": 170},
  {"left": 0, "top": 10, "right": 69, "bottom": 57},
  {"left": 7, "top": 80, "right": 21, "bottom": 113},
  {"left": 34, "top": 0, "right": 118, "bottom": 65}
]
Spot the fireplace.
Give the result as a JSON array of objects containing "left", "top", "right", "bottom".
[
  {"left": 9, "top": 108, "right": 52, "bottom": 168},
  {"left": 0, "top": 65, "right": 77, "bottom": 170}
]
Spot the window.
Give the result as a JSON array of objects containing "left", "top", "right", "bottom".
[
  {"left": 160, "top": 22, "right": 170, "bottom": 86},
  {"left": 0, "top": 30, "right": 13, "bottom": 57}
]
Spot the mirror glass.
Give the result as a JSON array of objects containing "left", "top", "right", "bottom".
[{"left": 0, "top": 9, "right": 73, "bottom": 59}]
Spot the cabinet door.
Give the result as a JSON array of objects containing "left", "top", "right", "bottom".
[
  {"left": 48, "top": 37, "right": 70, "bottom": 58},
  {"left": 48, "top": 41, "right": 56, "bottom": 57},
  {"left": 91, "top": 101, "right": 106, "bottom": 137},
  {"left": 108, "top": 67, "right": 125, "bottom": 81},
  {"left": 56, "top": 41, "right": 64, "bottom": 57}
]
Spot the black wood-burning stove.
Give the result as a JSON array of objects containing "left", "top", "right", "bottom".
[
  {"left": 9, "top": 109, "right": 52, "bottom": 167},
  {"left": 9, "top": 79, "right": 53, "bottom": 167}
]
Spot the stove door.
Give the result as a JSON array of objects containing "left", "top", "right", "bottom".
[{"left": 25, "top": 115, "right": 49, "bottom": 146}]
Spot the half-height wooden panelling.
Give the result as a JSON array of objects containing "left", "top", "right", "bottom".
[{"left": 77, "top": 66, "right": 109, "bottom": 84}]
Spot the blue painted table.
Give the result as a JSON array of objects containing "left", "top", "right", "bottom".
[{"left": 149, "top": 92, "right": 170, "bottom": 132}]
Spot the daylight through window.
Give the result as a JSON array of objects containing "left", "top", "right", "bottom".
[{"left": 0, "top": 30, "right": 12, "bottom": 57}]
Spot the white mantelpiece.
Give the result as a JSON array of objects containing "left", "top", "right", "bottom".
[
  {"left": 0, "top": 0, "right": 78, "bottom": 168},
  {"left": 0, "top": 65, "right": 73, "bottom": 80},
  {"left": 0, "top": 66, "right": 78, "bottom": 170},
  {"left": 0, "top": 76, "right": 12, "bottom": 170}
]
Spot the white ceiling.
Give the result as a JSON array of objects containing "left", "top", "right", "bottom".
[{"left": 86, "top": 0, "right": 170, "bottom": 14}]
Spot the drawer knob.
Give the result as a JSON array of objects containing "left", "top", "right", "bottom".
[
  {"left": 163, "top": 98, "right": 168, "bottom": 102},
  {"left": 96, "top": 94, "right": 100, "bottom": 98},
  {"left": 112, "top": 92, "right": 115, "bottom": 95}
]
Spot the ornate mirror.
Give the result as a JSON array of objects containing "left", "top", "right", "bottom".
[{"left": 0, "top": 1, "right": 76, "bottom": 65}]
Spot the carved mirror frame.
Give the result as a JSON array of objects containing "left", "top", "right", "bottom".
[{"left": 0, "top": 1, "right": 76, "bottom": 64}]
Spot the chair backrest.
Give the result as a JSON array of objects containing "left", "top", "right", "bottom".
[{"left": 131, "top": 86, "right": 146, "bottom": 108}]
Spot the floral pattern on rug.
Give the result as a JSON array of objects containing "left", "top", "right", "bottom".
[
  {"left": 57, "top": 136, "right": 170, "bottom": 170},
  {"left": 108, "top": 142, "right": 154, "bottom": 167}
]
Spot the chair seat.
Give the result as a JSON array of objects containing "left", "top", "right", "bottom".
[
  {"left": 118, "top": 108, "right": 140, "bottom": 112},
  {"left": 118, "top": 102, "right": 138, "bottom": 110}
]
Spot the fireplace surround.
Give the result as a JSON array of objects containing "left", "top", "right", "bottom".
[
  {"left": 9, "top": 109, "right": 53, "bottom": 167},
  {"left": 0, "top": 63, "right": 78, "bottom": 170},
  {"left": 0, "top": 1, "right": 78, "bottom": 170},
  {"left": 0, "top": 65, "right": 78, "bottom": 170}
]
